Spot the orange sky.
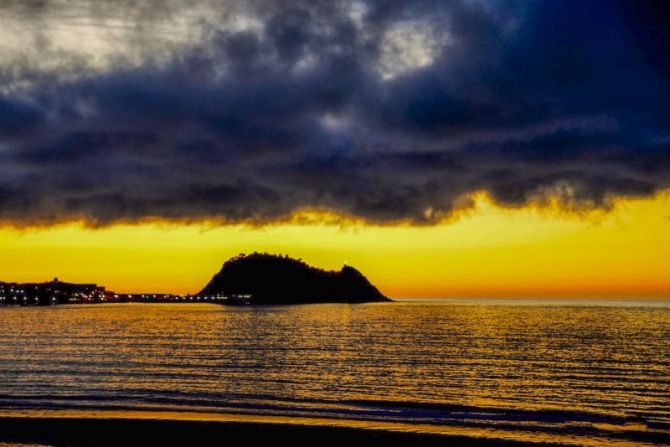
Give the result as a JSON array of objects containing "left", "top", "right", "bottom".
[{"left": 1, "top": 191, "right": 669, "bottom": 299}]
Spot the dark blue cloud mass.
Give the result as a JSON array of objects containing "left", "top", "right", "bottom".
[{"left": 0, "top": 0, "right": 668, "bottom": 225}]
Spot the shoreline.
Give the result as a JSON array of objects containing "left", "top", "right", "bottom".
[
  {"left": 0, "top": 413, "right": 571, "bottom": 447},
  {"left": 2, "top": 298, "right": 669, "bottom": 310}
]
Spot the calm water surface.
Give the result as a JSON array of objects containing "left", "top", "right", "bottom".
[{"left": 1, "top": 300, "right": 669, "bottom": 446}]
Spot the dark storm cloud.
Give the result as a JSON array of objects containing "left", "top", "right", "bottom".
[{"left": 0, "top": 0, "right": 669, "bottom": 225}]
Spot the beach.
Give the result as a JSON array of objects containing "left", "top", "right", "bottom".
[
  {"left": 1, "top": 301, "right": 668, "bottom": 446},
  {"left": 0, "top": 414, "right": 575, "bottom": 447}
]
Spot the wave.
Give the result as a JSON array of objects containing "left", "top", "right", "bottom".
[{"left": 1, "top": 393, "right": 669, "bottom": 446}]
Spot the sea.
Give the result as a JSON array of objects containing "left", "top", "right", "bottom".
[{"left": 1, "top": 300, "right": 669, "bottom": 446}]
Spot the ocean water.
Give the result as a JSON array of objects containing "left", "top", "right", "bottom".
[{"left": 1, "top": 300, "right": 669, "bottom": 446}]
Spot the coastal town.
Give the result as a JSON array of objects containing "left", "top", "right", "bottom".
[{"left": 0, "top": 278, "right": 239, "bottom": 306}]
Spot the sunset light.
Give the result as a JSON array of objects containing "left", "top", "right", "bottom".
[{"left": 1, "top": 1, "right": 669, "bottom": 445}]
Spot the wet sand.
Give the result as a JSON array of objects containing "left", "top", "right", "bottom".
[{"left": 0, "top": 416, "right": 570, "bottom": 447}]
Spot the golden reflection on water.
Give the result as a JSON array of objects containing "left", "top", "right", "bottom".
[{"left": 0, "top": 301, "right": 669, "bottom": 446}]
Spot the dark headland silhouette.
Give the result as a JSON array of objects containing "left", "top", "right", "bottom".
[
  {"left": 0, "top": 253, "right": 389, "bottom": 306},
  {"left": 199, "top": 253, "right": 390, "bottom": 304}
]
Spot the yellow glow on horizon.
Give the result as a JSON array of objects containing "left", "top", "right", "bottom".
[{"left": 1, "top": 192, "right": 669, "bottom": 299}]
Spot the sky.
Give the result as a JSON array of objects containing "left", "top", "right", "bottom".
[{"left": 0, "top": 1, "right": 669, "bottom": 298}]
